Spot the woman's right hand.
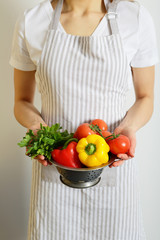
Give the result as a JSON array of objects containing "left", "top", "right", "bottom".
[
  {"left": 26, "top": 123, "right": 52, "bottom": 166},
  {"left": 34, "top": 154, "right": 51, "bottom": 166}
]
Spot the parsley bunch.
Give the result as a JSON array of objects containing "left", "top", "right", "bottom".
[{"left": 18, "top": 123, "right": 74, "bottom": 161}]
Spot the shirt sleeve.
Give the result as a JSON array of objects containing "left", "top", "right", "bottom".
[
  {"left": 130, "top": 5, "right": 159, "bottom": 68},
  {"left": 9, "top": 10, "right": 37, "bottom": 71}
]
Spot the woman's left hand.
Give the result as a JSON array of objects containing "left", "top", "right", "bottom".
[{"left": 109, "top": 126, "right": 136, "bottom": 168}]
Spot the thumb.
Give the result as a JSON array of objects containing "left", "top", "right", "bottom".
[
  {"left": 128, "top": 135, "right": 136, "bottom": 157},
  {"left": 114, "top": 126, "right": 123, "bottom": 135}
]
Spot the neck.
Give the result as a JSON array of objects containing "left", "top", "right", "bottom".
[{"left": 63, "top": 0, "right": 107, "bottom": 15}]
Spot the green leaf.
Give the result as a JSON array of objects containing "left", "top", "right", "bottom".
[
  {"left": 17, "top": 123, "right": 74, "bottom": 161},
  {"left": 17, "top": 134, "right": 32, "bottom": 147},
  {"left": 28, "top": 129, "right": 34, "bottom": 136}
]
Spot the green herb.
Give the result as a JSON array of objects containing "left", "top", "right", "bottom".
[{"left": 17, "top": 123, "right": 74, "bottom": 161}]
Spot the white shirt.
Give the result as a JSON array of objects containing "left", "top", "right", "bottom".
[{"left": 9, "top": 0, "right": 159, "bottom": 71}]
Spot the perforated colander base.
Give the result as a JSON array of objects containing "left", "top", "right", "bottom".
[{"left": 60, "top": 176, "right": 101, "bottom": 189}]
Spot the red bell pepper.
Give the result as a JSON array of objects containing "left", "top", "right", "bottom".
[{"left": 51, "top": 139, "right": 83, "bottom": 168}]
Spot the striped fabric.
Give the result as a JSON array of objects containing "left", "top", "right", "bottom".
[
  {"left": 28, "top": 0, "right": 146, "bottom": 239},
  {"left": 28, "top": 160, "right": 146, "bottom": 240}
]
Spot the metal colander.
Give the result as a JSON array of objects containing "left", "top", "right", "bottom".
[{"left": 52, "top": 155, "right": 116, "bottom": 189}]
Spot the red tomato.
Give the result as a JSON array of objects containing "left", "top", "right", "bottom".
[
  {"left": 90, "top": 119, "right": 108, "bottom": 131},
  {"left": 74, "top": 123, "right": 95, "bottom": 140},
  {"left": 101, "top": 130, "right": 112, "bottom": 140},
  {"left": 107, "top": 135, "right": 130, "bottom": 155}
]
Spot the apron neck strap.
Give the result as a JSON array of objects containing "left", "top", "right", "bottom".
[
  {"left": 107, "top": 0, "right": 121, "bottom": 35},
  {"left": 49, "top": 0, "right": 64, "bottom": 30}
]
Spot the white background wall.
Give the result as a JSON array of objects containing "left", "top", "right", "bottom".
[{"left": 0, "top": 0, "right": 159, "bottom": 239}]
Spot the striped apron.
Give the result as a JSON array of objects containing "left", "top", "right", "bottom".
[{"left": 28, "top": 0, "right": 146, "bottom": 239}]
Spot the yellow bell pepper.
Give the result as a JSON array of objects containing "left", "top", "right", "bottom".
[{"left": 76, "top": 134, "right": 110, "bottom": 167}]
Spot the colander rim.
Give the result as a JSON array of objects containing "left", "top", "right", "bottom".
[{"left": 51, "top": 158, "right": 116, "bottom": 171}]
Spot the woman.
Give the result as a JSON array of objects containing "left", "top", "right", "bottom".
[{"left": 9, "top": 0, "right": 159, "bottom": 239}]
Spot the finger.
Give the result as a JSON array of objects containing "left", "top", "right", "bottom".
[
  {"left": 38, "top": 159, "right": 48, "bottom": 166},
  {"left": 37, "top": 157, "right": 52, "bottom": 166},
  {"left": 109, "top": 160, "right": 125, "bottom": 168},
  {"left": 129, "top": 137, "right": 136, "bottom": 157},
  {"left": 113, "top": 126, "right": 123, "bottom": 135},
  {"left": 113, "top": 160, "right": 124, "bottom": 167},
  {"left": 117, "top": 153, "right": 132, "bottom": 160},
  {"left": 34, "top": 155, "right": 48, "bottom": 166},
  {"left": 34, "top": 155, "right": 45, "bottom": 160}
]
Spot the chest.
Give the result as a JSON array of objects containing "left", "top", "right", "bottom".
[{"left": 60, "top": 13, "right": 107, "bottom": 36}]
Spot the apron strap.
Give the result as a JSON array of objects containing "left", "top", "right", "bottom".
[
  {"left": 49, "top": 0, "right": 64, "bottom": 30},
  {"left": 107, "top": 0, "right": 121, "bottom": 35}
]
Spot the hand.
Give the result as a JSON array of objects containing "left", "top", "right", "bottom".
[
  {"left": 109, "top": 126, "right": 136, "bottom": 168},
  {"left": 26, "top": 123, "right": 52, "bottom": 167}
]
